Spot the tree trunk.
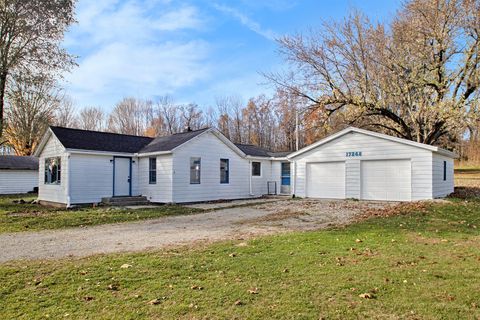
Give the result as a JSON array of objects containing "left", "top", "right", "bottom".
[{"left": 0, "top": 71, "right": 7, "bottom": 138}]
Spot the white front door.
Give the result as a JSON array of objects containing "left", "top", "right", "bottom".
[
  {"left": 361, "top": 159, "right": 411, "bottom": 201},
  {"left": 114, "top": 157, "right": 131, "bottom": 196},
  {"left": 306, "top": 162, "right": 346, "bottom": 199}
]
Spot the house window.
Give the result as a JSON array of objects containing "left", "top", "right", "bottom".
[
  {"left": 220, "top": 159, "right": 229, "bottom": 184},
  {"left": 190, "top": 157, "right": 201, "bottom": 184},
  {"left": 443, "top": 161, "right": 447, "bottom": 181},
  {"left": 149, "top": 157, "right": 157, "bottom": 184},
  {"left": 252, "top": 161, "right": 261, "bottom": 176},
  {"left": 44, "top": 157, "right": 61, "bottom": 184}
]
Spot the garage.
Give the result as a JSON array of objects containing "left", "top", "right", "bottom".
[
  {"left": 361, "top": 159, "right": 411, "bottom": 201},
  {"left": 306, "top": 162, "right": 345, "bottom": 199},
  {"left": 288, "top": 127, "right": 456, "bottom": 201}
]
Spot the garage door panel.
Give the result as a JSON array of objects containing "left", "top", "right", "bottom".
[
  {"left": 307, "top": 162, "right": 345, "bottom": 199},
  {"left": 361, "top": 160, "right": 411, "bottom": 201}
]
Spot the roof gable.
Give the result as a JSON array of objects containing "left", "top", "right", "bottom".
[
  {"left": 0, "top": 156, "right": 38, "bottom": 170},
  {"left": 288, "top": 127, "right": 457, "bottom": 159}
]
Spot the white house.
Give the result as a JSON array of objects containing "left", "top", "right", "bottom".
[
  {"left": 33, "top": 126, "right": 455, "bottom": 207},
  {"left": 0, "top": 156, "right": 39, "bottom": 194}
]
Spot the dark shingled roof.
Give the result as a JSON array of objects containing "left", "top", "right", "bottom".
[
  {"left": 139, "top": 128, "right": 210, "bottom": 153},
  {"left": 235, "top": 144, "right": 292, "bottom": 158},
  {"left": 50, "top": 126, "right": 154, "bottom": 153},
  {"left": 0, "top": 156, "right": 38, "bottom": 170}
]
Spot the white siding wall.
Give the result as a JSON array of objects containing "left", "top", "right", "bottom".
[
  {"left": 432, "top": 153, "right": 454, "bottom": 198},
  {"left": 171, "top": 132, "right": 270, "bottom": 203},
  {"left": 271, "top": 161, "right": 282, "bottom": 194},
  {"left": 38, "top": 135, "right": 68, "bottom": 204},
  {"left": 69, "top": 154, "right": 140, "bottom": 204},
  {"left": 0, "top": 170, "right": 38, "bottom": 194},
  {"left": 292, "top": 132, "right": 434, "bottom": 201},
  {"left": 250, "top": 159, "right": 272, "bottom": 196},
  {"left": 138, "top": 154, "right": 173, "bottom": 203}
]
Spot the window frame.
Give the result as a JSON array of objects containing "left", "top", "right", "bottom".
[
  {"left": 220, "top": 158, "right": 230, "bottom": 184},
  {"left": 149, "top": 157, "right": 157, "bottom": 184},
  {"left": 443, "top": 161, "right": 447, "bottom": 181},
  {"left": 44, "top": 157, "right": 61, "bottom": 185},
  {"left": 190, "top": 157, "right": 201, "bottom": 184},
  {"left": 251, "top": 161, "right": 261, "bottom": 177}
]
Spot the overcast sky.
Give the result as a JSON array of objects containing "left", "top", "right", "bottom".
[{"left": 63, "top": 0, "right": 400, "bottom": 111}]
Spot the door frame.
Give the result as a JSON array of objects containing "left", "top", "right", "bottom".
[
  {"left": 113, "top": 156, "right": 132, "bottom": 197},
  {"left": 280, "top": 162, "right": 291, "bottom": 195}
]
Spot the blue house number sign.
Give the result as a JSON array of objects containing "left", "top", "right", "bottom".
[{"left": 346, "top": 151, "right": 362, "bottom": 157}]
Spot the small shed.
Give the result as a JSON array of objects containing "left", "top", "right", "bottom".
[{"left": 0, "top": 156, "right": 39, "bottom": 194}]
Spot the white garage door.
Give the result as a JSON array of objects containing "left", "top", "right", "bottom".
[
  {"left": 306, "top": 162, "right": 345, "bottom": 199},
  {"left": 361, "top": 159, "right": 411, "bottom": 201}
]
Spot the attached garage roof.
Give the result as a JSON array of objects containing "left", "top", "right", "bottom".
[
  {"left": 235, "top": 144, "right": 292, "bottom": 158},
  {"left": 0, "top": 156, "right": 38, "bottom": 170},
  {"left": 288, "top": 127, "right": 457, "bottom": 159}
]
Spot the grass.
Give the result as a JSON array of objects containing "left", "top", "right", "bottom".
[
  {"left": 0, "top": 199, "right": 479, "bottom": 319},
  {"left": 0, "top": 194, "right": 202, "bottom": 234}
]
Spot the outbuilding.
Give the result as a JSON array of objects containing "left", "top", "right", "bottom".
[
  {"left": 0, "top": 156, "right": 39, "bottom": 194},
  {"left": 288, "top": 127, "right": 456, "bottom": 201}
]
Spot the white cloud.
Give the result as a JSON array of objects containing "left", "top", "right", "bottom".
[
  {"left": 212, "top": 3, "right": 277, "bottom": 40},
  {"left": 64, "top": 0, "right": 210, "bottom": 108}
]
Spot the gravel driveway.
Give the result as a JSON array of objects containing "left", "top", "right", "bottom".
[{"left": 0, "top": 199, "right": 394, "bottom": 262}]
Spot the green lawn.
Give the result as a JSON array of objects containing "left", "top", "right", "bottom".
[
  {"left": 0, "top": 199, "right": 479, "bottom": 319},
  {"left": 0, "top": 194, "right": 201, "bottom": 233}
]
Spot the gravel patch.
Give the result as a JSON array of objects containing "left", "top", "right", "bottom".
[{"left": 0, "top": 199, "right": 394, "bottom": 262}]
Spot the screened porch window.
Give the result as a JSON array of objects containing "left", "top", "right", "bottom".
[
  {"left": 149, "top": 157, "right": 157, "bottom": 184},
  {"left": 220, "top": 159, "right": 229, "bottom": 184},
  {"left": 190, "top": 157, "right": 201, "bottom": 184},
  {"left": 44, "top": 157, "right": 61, "bottom": 184}
]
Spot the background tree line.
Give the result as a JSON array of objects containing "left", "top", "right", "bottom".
[{"left": 0, "top": 0, "right": 479, "bottom": 165}]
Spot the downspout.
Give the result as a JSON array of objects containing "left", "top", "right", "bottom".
[
  {"left": 66, "top": 153, "right": 71, "bottom": 208},
  {"left": 249, "top": 159, "right": 253, "bottom": 196},
  {"left": 292, "top": 160, "right": 296, "bottom": 198}
]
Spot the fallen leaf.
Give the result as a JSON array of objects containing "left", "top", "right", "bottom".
[
  {"left": 120, "top": 264, "right": 132, "bottom": 269},
  {"left": 248, "top": 287, "right": 259, "bottom": 294},
  {"left": 191, "top": 285, "right": 203, "bottom": 290},
  {"left": 83, "top": 296, "right": 94, "bottom": 302},
  {"left": 359, "top": 293, "right": 375, "bottom": 299},
  {"left": 107, "top": 284, "right": 119, "bottom": 291},
  {"left": 229, "top": 253, "right": 237, "bottom": 257},
  {"left": 234, "top": 300, "right": 243, "bottom": 306},
  {"left": 355, "top": 239, "right": 363, "bottom": 243},
  {"left": 147, "top": 299, "right": 161, "bottom": 305}
]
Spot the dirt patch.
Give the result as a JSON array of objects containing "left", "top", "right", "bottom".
[
  {"left": 355, "top": 201, "right": 433, "bottom": 221},
  {"left": 240, "top": 199, "right": 397, "bottom": 230},
  {"left": 6, "top": 211, "right": 49, "bottom": 218}
]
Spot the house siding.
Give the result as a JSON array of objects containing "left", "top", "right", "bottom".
[
  {"left": 432, "top": 153, "right": 454, "bottom": 198},
  {"left": 171, "top": 131, "right": 269, "bottom": 203},
  {"left": 292, "top": 132, "right": 434, "bottom": 201},
  {"left": 138, "top": 154, "right": 173, "bottom": 203},
  {"left": 38, "top": 134, "right": 69, "bottom": 204},
  {"left": 0, "top": 170, "right": 38, "bottom": 194}
]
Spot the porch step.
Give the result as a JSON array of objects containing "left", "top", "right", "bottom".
[{"left": 101, "top": 196, "right": 150, "bottom": 206}]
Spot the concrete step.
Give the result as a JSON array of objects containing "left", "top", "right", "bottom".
[{"left": 101, "top": 196, "right": 150, "bottom": 206}]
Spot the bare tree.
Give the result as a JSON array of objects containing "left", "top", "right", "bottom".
[
  {"left": 54, "top": 96, "right": 78, "bottom": 128},
  {"left": 179, "top": 103, "right": 204, "bottom": 130},
  {"left": 108, "top": 97, "right": 151, "bottom": 135},
  {"left": 268, "top": 0, "right": 480, "bottom": 146},
  {"left": 3, "top": 75, "right": 60, "bottom": 155},
  {"left": 78, "top": 107, "right": 105, "bottom": 131},
  {"left": 0, "top": 0, "right": 76, "bottom": 136}
]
